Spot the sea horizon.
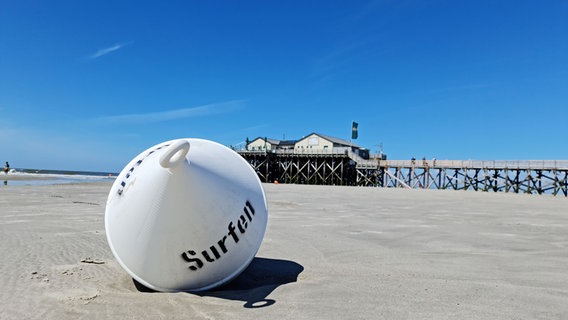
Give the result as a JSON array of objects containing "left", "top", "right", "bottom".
[
  {"left": 2, "top": 168, "right": 118, "bottom": 187},
  {"left": 16, "top": 168, "right": 119, "bottom": 177}
]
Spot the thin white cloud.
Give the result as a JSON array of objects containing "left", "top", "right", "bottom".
[
  {"left": 89, "top": 42, "right": 132, "bottom": 60},
  {"left": 99, "top": 100, "right": 244, "bottom": 124}
]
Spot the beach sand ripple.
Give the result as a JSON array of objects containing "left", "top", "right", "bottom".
[{"left": 1, "top": 182, "right": 567, "bottom": 319}]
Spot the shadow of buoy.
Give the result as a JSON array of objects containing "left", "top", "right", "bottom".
[{"left": 133, "top": 257, "right": 304, "bottom": 308}]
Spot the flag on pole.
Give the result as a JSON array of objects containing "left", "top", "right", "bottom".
[{"left": 351, "top": 121, "right": 358, "bottom": 139}]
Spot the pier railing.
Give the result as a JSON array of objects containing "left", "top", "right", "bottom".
[{"left": 378, "top": 160, "right": 568, "bottom": 170}]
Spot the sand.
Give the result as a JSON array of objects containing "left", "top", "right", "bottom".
[{"left": 1, "top": 182, "right": 567, "bottom": 319}]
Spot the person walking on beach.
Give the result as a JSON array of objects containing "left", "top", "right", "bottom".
[{"left": 4, "top": 161, "right": 9, "bottom": 174}]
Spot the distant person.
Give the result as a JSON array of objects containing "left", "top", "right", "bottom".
[{"left": 4, "top": 162, "right": 9, "bottom": 174}]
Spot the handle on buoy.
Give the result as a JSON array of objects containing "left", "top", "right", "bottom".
[{"left": 159, "top": 140, "right": 190, "bottom": 169}]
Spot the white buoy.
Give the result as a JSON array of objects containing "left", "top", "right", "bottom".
[{"left": 105, "top": 138, "right": 268, "bottom": 292}]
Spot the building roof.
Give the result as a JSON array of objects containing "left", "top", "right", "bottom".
[
  {"left": 250, "top": 132, "right": 362, "bottom": 149},
  {"left": 301, "top": 132, "right": 361, "bottom": 148},
  {"left": 250, "top": 137, "right": 296, "bottom": 146}
]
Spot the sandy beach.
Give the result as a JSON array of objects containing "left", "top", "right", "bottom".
[{"left": 1, "top": 182, "right": 567, "bottom": 319}]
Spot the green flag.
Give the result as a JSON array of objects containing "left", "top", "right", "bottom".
[{"left": 351, "top": 121, "right": 358, "bottom": 139}]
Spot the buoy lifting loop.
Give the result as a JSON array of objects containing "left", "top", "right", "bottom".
[{"left": 159, "top": 140, "right": 190, "bottom": 169}]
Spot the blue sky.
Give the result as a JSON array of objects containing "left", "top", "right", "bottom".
[{"left": 1, "top": 1, "right": 567, "bottom": 172}]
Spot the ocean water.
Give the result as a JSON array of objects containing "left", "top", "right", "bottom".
[{"left": 2, "top": 168, "right": 118, "bottom": 186}]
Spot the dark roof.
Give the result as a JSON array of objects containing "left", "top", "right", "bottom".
[
  {"left": 279, "top": 140, "right": 297, "bottom": 146},
  {"left": 250, "top": 137, "right": 297, "bottom": 146},
  {"left": 301, "top": 132, "right": 361, "bottom": 148}
]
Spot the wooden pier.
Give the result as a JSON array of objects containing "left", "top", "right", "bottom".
[
  {"left": 238, "top": 151, "right": 568, "bottom": 196},
  {"left": 238, "top": 151, "right": 356, "bottom": 186},
  {"left": 374, "top": 160, "right": 568, "bottom": 196}
]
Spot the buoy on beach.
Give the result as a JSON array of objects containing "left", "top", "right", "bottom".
[{"left": 105, "top": 138, "right": 268, "bottom": 292}]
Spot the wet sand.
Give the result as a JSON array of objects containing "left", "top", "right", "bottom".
[{"left": 1, "top": 182, "right": 567, "bottom": 319}]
